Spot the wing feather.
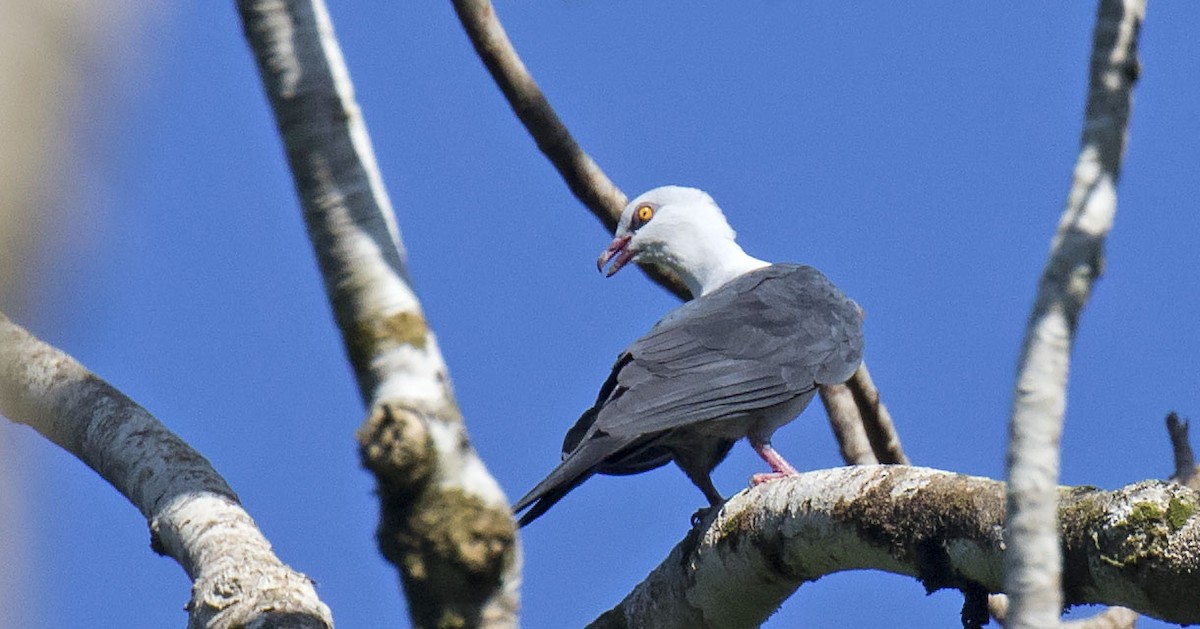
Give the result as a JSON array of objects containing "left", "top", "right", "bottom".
[
  {"left": 584, "top": 264, "right": 864, "bottom": 438},
  {"left": 515, "top": 264, "right": 864, "bottom": 523}
]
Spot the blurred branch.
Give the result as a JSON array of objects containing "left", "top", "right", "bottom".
[
  {"left": 0, "top": 313, "right": 332, "bottom": 628},
  {"left": 1004, "top": 0, "right": 1144, "bottom": 625},
  {"left": 590, "top": 466, "right": 1200, "bottom": 628},
  {"left": 236, "top": 1, "right": 519, "bottom": 626},
  {"left": 0, "top": 3, "right": 138, "bottom": 624},
  {"left": 989, "top": 595, "right": 1138, "bottom": 629}
]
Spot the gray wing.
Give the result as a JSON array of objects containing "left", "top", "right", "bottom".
[
  {"left": 577, "top": 264, "right": 864, "bottom": 442},
  {"left": 513, "top": 264, "right": 863, "bottom": 525}
]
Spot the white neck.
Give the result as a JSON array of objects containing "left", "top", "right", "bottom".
[{"left": 676, "top": 240, "right": 770, "bottom": 297}]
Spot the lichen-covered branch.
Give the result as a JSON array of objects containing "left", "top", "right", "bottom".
[
  {"left": 0, "top": 313, "right": 332, "bottom": 629},
  {"left": 589, "top": 466, "right": 1200, "bottom": 629},
  {"left": 235, "top": 1, "right": 518, "bottom": 626},
  {"left": 1004, "top": 1, "right": 1144, "bottom": 625},
  {"left": 990, "top": 414, "right": 1199, "bottom": 629}
]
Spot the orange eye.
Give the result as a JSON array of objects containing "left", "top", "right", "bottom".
[{"left": 636, "top": 204, "right": 654, "bottom": 222}]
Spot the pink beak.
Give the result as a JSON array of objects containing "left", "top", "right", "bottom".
[{"left": 597, "top": 234, "right": 634, "bottom": 277}]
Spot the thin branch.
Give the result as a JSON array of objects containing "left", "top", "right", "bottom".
[
  {"left": 820, "top": 382, "right": 877, "bottom": 465},
  {"left": 845, "top": 364, "right": 909, "bottom": 464},
  {"left": 0, "top": 313, "right": 332, "bottom": 629},
  {"left": 449, "top": 0, "right": 691, "bottom": 300},
  {"left": 1166, "top": 412, "right": 1198, "bottom": 488},
  {"left": 236, "top": 1, "right": 519, "bottom": 626},
  {"left": 1004, "top": 1, "right": 1144, "bottom": 625},
  {"left": 449, "top": 0, "right": 626, "bottom": 230},
  {"left": 590, "top": 466, "right": 1200, "bottom": 629}
]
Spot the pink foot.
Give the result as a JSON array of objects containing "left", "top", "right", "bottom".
[
  {"left": 750, "top": 471, "right": 794, "bottom": 486},
  {"left": 749, "top": 441, "right": 799, "bottom": 486}
]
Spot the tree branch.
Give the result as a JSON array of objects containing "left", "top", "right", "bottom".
[
  {"left": 449, "top": 0, "right": 626, "bottom": 232},
  {"left": 590, "top": 466, "right": 1200, "bottom": 629},
  {"left": 236, "top": 1, "right": 519, "bottom": 626},
  {"left": 820, "top": 380, "right": 877, "bottom": 465},
  {"left": 1004, "top": 1, "right": 1144, "bottom": 625},
  {"left": 844, "top": 364, "right": 909, "bottom": 465},
  {"left": 990, "top": 414, "right": 1198, "bottom": 629},
  {"left": 0, "top": 313, "right": 333, "bottom": 628},
  {"left": 1166, "top": 412, "right": 1199, "bottom": 489},
  {"left": 449, "top": 0, "right": 690, "bottom": 301}
]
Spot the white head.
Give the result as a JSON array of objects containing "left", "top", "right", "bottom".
[{"left": 596, "top": 186, "right": 769, "bottom": 296}]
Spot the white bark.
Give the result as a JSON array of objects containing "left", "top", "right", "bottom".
[
  {"left": 590, "top": 466, "right": 1200, "bottom": 629},
  {"left": 236, "top": 1, "right": 519, "bottom": 626},
  {"left": 1004, "top": 1, "right": 1144, "bottom": 626},
  {"left": 0, "top": 314, "right": 332, "bottom": 629}
]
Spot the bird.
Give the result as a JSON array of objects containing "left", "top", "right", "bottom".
[{"left": 512, "top": 186, "right": 864, "bottom": 527}]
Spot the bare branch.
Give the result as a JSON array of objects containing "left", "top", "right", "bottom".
[
  {"left": 1004, "top": 1, "right": 1144, "bottom": 624},
  {"left": 0, "top": 314, "right": 332, "bottom": 628},
  {"left": 449, "top": 0, "right": 692, "bottom": 300},
  {"left": 845, "top": 364, "right": 909, "bottom": 465},
  {"left": 1166, "top": 412, "right": 1199, "bottom": 488},
  {"left": 820, "top": 382, "right": 877, "bottom": 465},
  {"left": 449, "top": 0, "right": 625, "bottom": 230},
  {"left": 236, "top": 0, "right": 519, "bottom": 626},
  {"left": 590, "top": 466, "right": 1200, "bottom": 629}
]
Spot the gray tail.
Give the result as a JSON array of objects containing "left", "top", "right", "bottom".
[
  {"left": 512, "top": 462, "right": 595, "bottom": 527},
  {"left": 511, "top": 436, "right": 629, "bottom": 527}
]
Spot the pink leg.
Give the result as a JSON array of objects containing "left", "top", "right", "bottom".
[{"left": 749, "top": 441, "right": 800, "bottom": 486}]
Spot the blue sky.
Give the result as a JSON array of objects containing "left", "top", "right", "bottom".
[{"left": 9, "top": 2, "right": 1200, "bottom": 627}]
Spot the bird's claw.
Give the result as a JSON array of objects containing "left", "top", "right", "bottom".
[
  {"left": 690, "top": 505, "right": 717, "bottom": 527},
  {"left": 750, "top": 471, "right": 798, "bottom": 486}
]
